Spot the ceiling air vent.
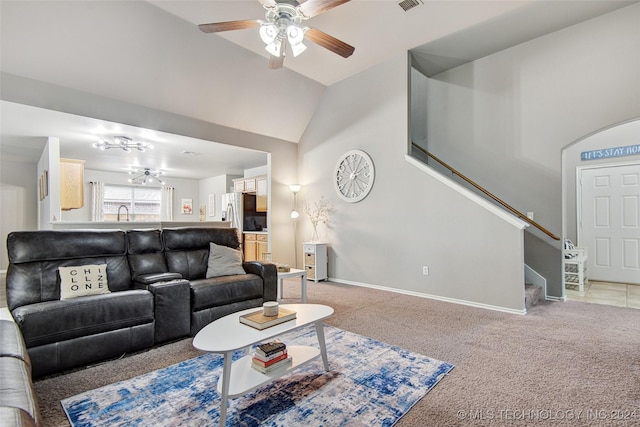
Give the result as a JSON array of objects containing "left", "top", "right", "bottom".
[{"left": 398, "top": 0, "right": 424, "bottom": 12}]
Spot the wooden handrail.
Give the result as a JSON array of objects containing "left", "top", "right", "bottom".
[{"left": 411, "top": 142, "right": 560, "bottom": 241}]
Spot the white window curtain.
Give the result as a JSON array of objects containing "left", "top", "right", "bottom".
[
  {"left": 161, "top": 186, "right": 174, "bottom": 221},
  {"left": 90, "top": 181, "right": 105, "bottom": 222}
]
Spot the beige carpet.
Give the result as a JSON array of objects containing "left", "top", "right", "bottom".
[{"left": 32, "top": 280, "right": 640, "bottom": 426}]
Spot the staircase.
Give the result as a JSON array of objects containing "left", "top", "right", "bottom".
[
  {"left": 525, "top": 283, "right": 543, "bottom": 311},
  {"left": 524, "top": 264, "right": 546, "bottom": 312},
  {"left": 409, "top": 143, "right": 555, "bottom": 313}
]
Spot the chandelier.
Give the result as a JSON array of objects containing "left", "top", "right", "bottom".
[
  {"left": 128, "top": 168, "right": 165, "bottom": 185},
  {"left": 94, "top": 136, "right": 153, "bottom": 152}
]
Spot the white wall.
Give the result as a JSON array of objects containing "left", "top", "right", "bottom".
[
  {"left": 420, "top": 3, "right": 640, "bottom": 239},
  {"left": 37, "top": 137, "right": 61, "bottom": 229},
  {"left": 199, "top": 174, "right": 239, "bottom": 221},
  {"left": 0, "top": 155, "right": 37, "bottom": 269},
  {"left": 244, "top": 166, "right": 268, "bottom": 178},
  {"left": 413, "top": 4, "right": 640, "bottom": 296},
  {"left": 298, "top": 53, "right": 527, "bottom": 312}
]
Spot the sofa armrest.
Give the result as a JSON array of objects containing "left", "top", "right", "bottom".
[
  {"left": 134, "top": 272, "right": 183, "bottom": 286},
  {"left": 0, "top": 407, "right": 38, "bottom": 427},
  {"left": 242, "top": 261, "right": 277, "bottom": 302},
  {"left": 141, "top": 279, "right": 191, "bottom": 344},
  {"left": 0, "top": 358, "right": 41, "bottom": 427}
]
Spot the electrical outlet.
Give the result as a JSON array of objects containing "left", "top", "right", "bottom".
[{"left": 422, "top": 266, "right": 429, "bottom": 275}]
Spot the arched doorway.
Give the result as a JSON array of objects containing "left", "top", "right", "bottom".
[{"left": 562, "top": 119, "right": 640, "bottom": 308}]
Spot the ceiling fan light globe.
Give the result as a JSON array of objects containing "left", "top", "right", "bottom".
[
  {"left": 286, "top": 25, "right": 304, "bottom": 45},
  {"left": 259, "top": 24, "right": 278, "bottom": 44},
  {"left": 291, "top": 41, "right": 307, "bottom": 57},
  {"left": 265, "top": 41, "right": 282, "bottom": 57}
]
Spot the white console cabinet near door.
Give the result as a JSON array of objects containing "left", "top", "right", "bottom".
[{"left": 303, "top": 242, "right": 327, "bottom": 282}]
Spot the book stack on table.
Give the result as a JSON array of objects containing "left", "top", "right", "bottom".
[
  {"left": 239, "top": 307, "right": 297, "bottom": 330},
  {"left": 252, "top": 340, "right": 292, "bottom": 374}
]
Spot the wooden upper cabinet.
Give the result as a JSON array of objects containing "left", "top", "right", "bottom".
[
  {"left": 60, "top": 158, "right": 85, "bottom": 210},
  {"left": 244, "top": 178, "right": 256, "bottom": 192},
  {"left": 232, "top": 176, "right": 263, "bottom": 195},
  {"left": 233, "top": 179, "right": 245, "bottom": 192},
  {"left": 256, "top": 176, "right": 268, "bottom": 212}
]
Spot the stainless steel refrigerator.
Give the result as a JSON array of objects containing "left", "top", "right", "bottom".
[{"left": 221, "top": 192, "right": 267, "bottom": 233}]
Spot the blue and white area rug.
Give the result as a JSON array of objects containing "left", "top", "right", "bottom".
[{"left": 62, "top": 325, "right": 453, "bottom": 426}]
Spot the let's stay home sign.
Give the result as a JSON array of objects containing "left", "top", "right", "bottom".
[{"left": 581, "top": 144, "right": 640, "bottom": 161}]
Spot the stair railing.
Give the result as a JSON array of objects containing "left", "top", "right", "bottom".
[{"left": 411, "top": 141, "right": 560, "bottom": 241}]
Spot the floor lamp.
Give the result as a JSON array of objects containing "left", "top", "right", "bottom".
[{"left": 289, "top": 184, "right": 302, "bottom": 268}]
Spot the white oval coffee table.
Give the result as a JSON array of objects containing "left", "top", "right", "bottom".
[{"left": 193, "top": 303, "right": 334, "bottom": 427}]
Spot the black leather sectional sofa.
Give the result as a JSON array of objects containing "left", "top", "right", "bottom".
[
  {"left": 4, "top": 227, "right": 277, "bottom": 380},
  {"left": 0, "top": 318, "right": 40, "bottom": 426}
]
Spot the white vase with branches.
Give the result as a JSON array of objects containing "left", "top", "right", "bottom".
[{"left": 302, "top": 197, "right": 331, "bottom": 242}]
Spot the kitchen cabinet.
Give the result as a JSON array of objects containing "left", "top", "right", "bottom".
[
  {"left": 303, "top": 242, "right": 327, "bottom": 282},
  {"left": 244, "top": 233, "right": 268, "bottom": 262},
  {"left": 245, "top": 178, "right": 256, "bottom": 193},
  {"left": 256, "top": 176, "right": 268, "bottom": 212},
  {"left": 233, "top": 177, "right": 256, "bottom": 193},
  {"left": 233, "top": 180, "right": 244, "bottom": 192},
  {"left": 60, "top": 158, "right": 85, "bottom": 210}
]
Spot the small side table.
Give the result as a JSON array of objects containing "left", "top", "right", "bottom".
[{"left": 277, "top": 268, "right": 307, "bottom": 303}]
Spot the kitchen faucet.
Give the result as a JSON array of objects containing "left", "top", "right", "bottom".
[{"left": 117, "top": 205, "right": 129, "bottom": 222}]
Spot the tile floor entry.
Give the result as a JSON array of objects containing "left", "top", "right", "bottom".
[{"left": 566, "top": 281, "right": 640, "bottom": 309}]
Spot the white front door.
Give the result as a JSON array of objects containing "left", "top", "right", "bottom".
[{"left": 578, "top": 162, "right": 640, "bottom": 284}]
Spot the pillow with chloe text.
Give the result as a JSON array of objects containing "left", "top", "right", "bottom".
[{"left": 59, "top": 264, "right": 110, "bottom": 300}]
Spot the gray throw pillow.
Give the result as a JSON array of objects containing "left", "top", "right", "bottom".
[{"left": 206, "top": 242, "right": 246, "bottom": 278}]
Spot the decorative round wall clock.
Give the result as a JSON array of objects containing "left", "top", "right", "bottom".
[{"left": 334, "top": 149, "right": 375, "bottom": 203}]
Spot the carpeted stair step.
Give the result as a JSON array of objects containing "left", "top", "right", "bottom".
[{"left": 525, "top": 283, "right": 543, "bottom": 311}]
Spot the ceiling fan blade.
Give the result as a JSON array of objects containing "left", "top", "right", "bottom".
[
  {"left": 258, "top": 0, "right": 278, "bottom": 7},
  {"left": 198, "top": 20, "right": 261, "bottom": 33},
  {"left": 299, "top": 0, "right": 352, "bottom": 18},
  {"left": 305, "top": 27, "right": 355, "bottom": 58},
  {"left": 269, "top": 54, "right": 285, "bottom": 69},
  {"left": 268, "top": 39, "right": 286, "bottom": 69}
]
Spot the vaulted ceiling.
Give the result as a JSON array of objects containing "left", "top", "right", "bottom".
[{"left": 1, "top": 0, "right": 635, "bottom": 177}]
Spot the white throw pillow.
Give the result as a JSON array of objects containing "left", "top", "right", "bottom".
[
  {"left": 59, "top": 264, "right": 110, "bottom": 300},
  {"left": 206, "top": 242, "right": 245, "bottom": 278}
]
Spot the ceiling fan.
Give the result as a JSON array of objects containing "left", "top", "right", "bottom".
[{"left": 198, "top": 0, "right": 355, "bottom": 69}]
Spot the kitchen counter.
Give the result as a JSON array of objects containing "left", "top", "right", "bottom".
[{"left": 50, "top": 221, "right": 232, "bottom": 230}]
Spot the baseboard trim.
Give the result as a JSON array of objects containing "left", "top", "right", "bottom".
[
  {"left": 546, "top": 295, "right": 566, "bottom": 302},
  {"left": 328, "top": 277, "right": 527, "bottom": 315}
]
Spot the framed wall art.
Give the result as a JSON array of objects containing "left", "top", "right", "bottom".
[{"left": 182, "top": 198, "right": 193, "bottom": 215}]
